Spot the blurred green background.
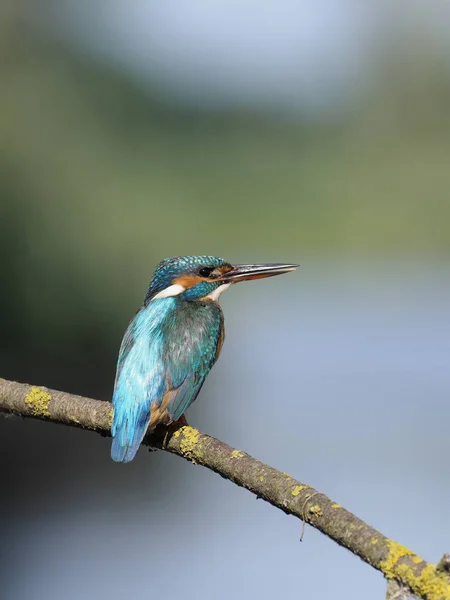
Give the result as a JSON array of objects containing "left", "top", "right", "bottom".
[{"left": 1, "top": 2, "right": 449, "bottom": 599}]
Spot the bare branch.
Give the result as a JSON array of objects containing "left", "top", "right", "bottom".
[{"left": 1, "top": 377, "right": 449, "bottom": 600}]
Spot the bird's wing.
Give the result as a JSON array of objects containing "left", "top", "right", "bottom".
[
  {"left": 111, "top": 307, "right": 166, "bottom": 462},
  {"left": 111, "top": 301, "right": 224, "bottom": 462},
  {"left": 162, "top": 303, "right": 225, "bottom": 423},
  {"left": 113, "top": 318, "right": 135, "bottom": 384},
  {"left": 163, "top": 377, "right": 206, "bottom": 423}
]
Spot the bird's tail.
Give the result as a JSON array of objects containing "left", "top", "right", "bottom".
[{"left": 111, "top": 401, "right": 150, "bottom": 463}]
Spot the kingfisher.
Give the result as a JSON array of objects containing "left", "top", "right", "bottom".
[{"left": 111, "top": 256, "right": 297, "bottom": 462}]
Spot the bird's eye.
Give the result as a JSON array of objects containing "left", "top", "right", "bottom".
[{"left": 199, "top": 267, "right": 214, "bottom": 278}]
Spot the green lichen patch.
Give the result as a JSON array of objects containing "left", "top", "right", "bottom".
[
  {"left": 380, "top": 540, "right": 450, "bottom": 600},
  {"left": 24, "top": 387, "right": 51, "bottom": 418},
  {"left": 381, "top": 540, "right": 414, "bottom": 576},
  {"left": 396, "top": 562, "right": 450, "bottom": 600},
  {"left": 177, "top": 426, "right": 201, "bottom": 461},
  {"left": 292, "top": 485, "right": 307, "bottom": 497},
  {"left": 309, "top": 505, "right": 323, "bottom": 517},
  {"left": 231, "top": 449, "right": 245, "bottom": 459}
]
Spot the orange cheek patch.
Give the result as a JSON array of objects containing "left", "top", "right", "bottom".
[{"left": 174, "top": 275, "right": 204, "bottom": 289}]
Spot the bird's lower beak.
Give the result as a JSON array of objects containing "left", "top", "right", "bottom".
[{"left": 221, "top": 263, "right": 298, "bottom": 283}]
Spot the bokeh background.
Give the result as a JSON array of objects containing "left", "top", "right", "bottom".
[{"left": 1, "top": 1, "right": 450, "bottom": 599}]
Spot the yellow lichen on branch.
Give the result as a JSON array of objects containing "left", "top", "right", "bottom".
[
  {"left": 379, "top": 540, "right": 450, "bottom": 600},
  {"left": 231, "top": 449, "right": 245, "bottom": 458},
  {"left": 1, "top": 377, "right": 450, "bottom": 600},
  {"left": 174, "top": 426, "right": 201, "bottom": 461},
  {"left": 24, "top": 386, "right": 51, "bottom": 417}
]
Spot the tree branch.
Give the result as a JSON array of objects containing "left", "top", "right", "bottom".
[
  {"left": 386, "top": 579, "right": 420, "bottom": 600},
  {"left": 1, "top": 377, "right": 449, "bottom": 600}
]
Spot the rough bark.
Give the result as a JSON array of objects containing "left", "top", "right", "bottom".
[{"left": 1, "top": 377, "right": 449, "bottom": 600}]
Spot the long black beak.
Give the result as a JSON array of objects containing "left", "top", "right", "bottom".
[{"left": 221, "top": 263, "right": 298, "bottom": 283}]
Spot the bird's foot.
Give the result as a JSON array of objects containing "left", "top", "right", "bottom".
[{"left": 161, "top": 415, "right": 189, "bottom": 449}]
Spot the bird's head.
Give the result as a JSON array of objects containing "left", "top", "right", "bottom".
[{"left": 145, "top": 256, "right": 298, "bottom": 303}]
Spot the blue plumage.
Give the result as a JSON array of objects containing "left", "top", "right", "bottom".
[
  {"left": 111, "top": 255, "right": 297, "bottom": 462},
  {"left": 111, "top": 301, "right": 169, "bottom": 462}
]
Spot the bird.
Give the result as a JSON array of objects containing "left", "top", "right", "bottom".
[{"left": 111, "top": 255, "right": 298, "bottom": 462}]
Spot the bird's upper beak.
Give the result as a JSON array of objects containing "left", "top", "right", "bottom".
[{"left": 220, "top": 263, "right": 298, "bottom": 283}]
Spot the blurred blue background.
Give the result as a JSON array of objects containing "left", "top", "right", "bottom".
[{"left": 1, "top": 1, "right": 449, "bottom": 599}]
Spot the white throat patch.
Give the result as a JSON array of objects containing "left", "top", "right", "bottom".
[
  {"left": 152, "top": 284, "right": 186, "bottom": 299},
  {"left": 204, "top": 283, "right": 231, "bottom": 302}
]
